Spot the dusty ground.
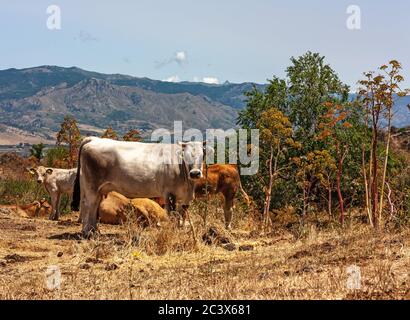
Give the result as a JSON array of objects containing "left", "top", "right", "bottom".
[{"left": 0, "top": 206, "right": 409, "bottom": 300}]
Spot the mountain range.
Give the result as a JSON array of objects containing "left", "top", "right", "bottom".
[
  {"left": 0, "top": 66, "right": 265, "bottom": 144},
  {"left": 0, "top": 66, "right": 409, "bottom": 145}
]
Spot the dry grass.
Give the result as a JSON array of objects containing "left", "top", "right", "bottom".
[{"left": 0, "top": 197, "right": 409, "bottom": 300}]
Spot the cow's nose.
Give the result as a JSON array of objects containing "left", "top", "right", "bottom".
[
  {"left": 37, "top": 180, "right": 42, "bottom": 184},
  {"left": 189, "top": 170, "right": 201, "bottom": 179}
]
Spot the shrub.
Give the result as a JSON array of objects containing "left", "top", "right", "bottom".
[{"left": 0, "top": 179, "right": 49, "bottom": 205}]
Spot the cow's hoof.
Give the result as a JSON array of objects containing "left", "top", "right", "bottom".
[
  {"left": 81, "top": 227, "right": 99, "bottom": 239},
  {"left": 81, "top": 231, "right": 93, "bottom": 239},
  {"left": 49, "top": 214, "right": 59, "bottom": 221},
  {"left": 178, "top": 220, "right": 190, "bottom": 228}
]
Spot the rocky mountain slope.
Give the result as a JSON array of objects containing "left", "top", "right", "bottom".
[{"left": 0, "top": 66, "right": 264, "bottom": 143}]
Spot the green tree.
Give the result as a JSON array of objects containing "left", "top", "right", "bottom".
[
  {"left": 44, "top": 146, "right": 69, "bottom": 168},
  {"left": 239, "top": 52, "right": 349, "bottom": 151},
  {"left": 237, "top": 52, "right": 351, "bottom": 214},
  {"left": 29, "top": 143, "right": 45, "bottom": 160},
  {"left": 237, "top": 86, "right": 269, "bottom": 130},
  {"left": 286, "top": 52, "right": 349, "bottom": 145}
]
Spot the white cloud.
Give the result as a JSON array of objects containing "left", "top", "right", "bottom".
[
  {"left": 202, "top": 77, "right": 220, "bottom": 84},
  {"left": 156, "top": 50, "right": 188, "bottom": 68},
  {"left": 75, "top": 30, "right": 99, "bottom": 42},
  {"left": 163, "top": 75, "right": 180, "bottom": 82},
  {"left": 163, "top": 75, "right": 220, "bottom": 84},
  {"left": 175, "top": 51, "right": 187, "bottom": 64}
]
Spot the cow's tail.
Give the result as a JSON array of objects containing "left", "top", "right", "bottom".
[
  {"left": 71, "top": 137, "right": 94, "bottom": 211},
  {"left": 236, "top": 166, "right": 251, "bottom": 206},
  {"left": 238, "top": 179, "right": 251, "bottom": 206}
]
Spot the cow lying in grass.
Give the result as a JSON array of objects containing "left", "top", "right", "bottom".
[
  {"left": 0, "top": 198, "right": 52, "bottom": 218},
  {"left": 98, "top": 192, "right": 169, "bottom": 227},
  {"left": 28, "top": 166, "right": 77, "bottom": 221}
]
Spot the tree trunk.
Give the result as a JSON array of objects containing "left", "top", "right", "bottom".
[
  {"left": 379, "top": 113, "right": 392, "bottom": 225},
  {"left": 302, "top": 184, "right": 307, "bottom": 217},
  {"left": 328, "top": 186, "right": 332, "bottom": 217},
  {"left": 263, "top": 146, "right": 274, "bottom": 229},
  {"left": 336, "top": 143, "right": 345, "bottom": 225},
  {"left": 386, "top": 182, "right": 395, "bottom": 219},
  {"left": 371, "top": 124, "right": 379, "bottom": 229},
  {"left": 362, "top": 144, "right": 373, "bottom": 227}
]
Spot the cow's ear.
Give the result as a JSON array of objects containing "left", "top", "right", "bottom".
[
  {"left": 176, "top": 148, "right": 184, "bottom": 160},
  {"left": 205, "top": 145, "right": 215, "bottom": 161},
  {"left": 46, "top": 168, "right": 53, "bottom": 175},
  {"left": 178, "top": 141, "right": 188, "bottom": 149},
  {"left": 28, "top": 168, "right": 36, "bottom": 175}
]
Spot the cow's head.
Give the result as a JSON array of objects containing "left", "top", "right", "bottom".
[
  {"left": 178, "top": 141, "right": 212, "bottom": 180},
  {"left": 28, "top": 166, "right": 53, "bottom": 184}
]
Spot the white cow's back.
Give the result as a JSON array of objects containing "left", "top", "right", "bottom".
[{"left": 82, "top": 138, "right": 187, "bottom": 200}]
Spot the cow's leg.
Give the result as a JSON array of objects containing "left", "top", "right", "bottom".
[
  {"left": 180, "top": 204, "right": 189, "bottom": 227},
  {"left": 164, "top": 193, "right": 176, "bottom": 213},
  {"left": 76, "top": 193, "right": 84, "bottom": 223},
  {"left": 181, "top": 204, "right": 198, "bottom": 246},
  {"left": 81, "top": 192, "right": 102, "bottom": 238},
  {"left": 165, "top": 193, "right": 179, "bottom": 225},
  {"left": 49, "top": 191, "right": 60, "bottom": 221},
  {"left": 223, "top": 193, "right": 234, "bottom": 229},
  {"left": 55, "top": 193, "right": 62, "bottom": 220}
]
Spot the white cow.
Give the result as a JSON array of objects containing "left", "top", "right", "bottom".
[
  {"left": 71, "top": 137, "right": 210, "bottom": 237},
  {"left": 28, "top": 166, "right": 77, "bottom": 220}
]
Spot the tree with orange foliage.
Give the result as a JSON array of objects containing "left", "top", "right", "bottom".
[
  {"left": 257, "top": 107, "right": 300, "bottom": 229},
  {"left": 123, "top": 129, "right": 142, "bottom": 142},
  {"left": 317, "top": 102, "right": 354, "bottom": 224},
  {"left": 56, "top": 116, "right": 81, "bottom": 168},
  {"left": 101, "top": 127, "right": 119, "bottom": 140},
  {"left": 293, "top": 150, "right": 336, "bottom": 218}
]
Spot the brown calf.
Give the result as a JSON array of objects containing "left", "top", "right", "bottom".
[
  {"left": 0, "top": 199, "right": 52, "bottom": 218},
  {"left": 152, "top": 165, "right": 250, "bottom": 229},
  {"left": 98, "top": 192, "right": 169, "bottom": 227},
  {"left": 194, "top": 164, "right": 250, "bottom": 229}
]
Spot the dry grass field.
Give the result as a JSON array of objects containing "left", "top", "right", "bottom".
[{"left": 0, "top": 199, "right": 409, "bottom": 300}]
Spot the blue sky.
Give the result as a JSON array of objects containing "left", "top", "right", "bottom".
[{"left": 1, "top": 0, "right": 409, "bottom": 89}]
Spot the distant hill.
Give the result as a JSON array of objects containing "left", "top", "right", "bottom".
[
  {"left": 348, "top": 94, "right": 410, "bottom": 128},
  {"left": 0, "top": 66, "right": 408, "bottom": 145},
  {"left": 0, "top": 66, "right": 265, "bottom": 144},
  {"left": 392, "top": 127, "right": 410, "bottom": 153},
  {"left": 391, "top": 95, "right": 410, "bottom": 128}
]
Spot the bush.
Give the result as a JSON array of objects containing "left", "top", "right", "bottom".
[
  {"left": 44, "top": 146, "right": 69, "bottom": 168},
  {"left": 0, "top": 179, "right": 49, "bottom": 205},
  {"left": 0, "top": 178, "right": 72, "bottom": 214}
]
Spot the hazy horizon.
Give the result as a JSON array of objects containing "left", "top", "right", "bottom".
[{"left": 1, "top": 1, "right": 410, "bottom": 89}]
